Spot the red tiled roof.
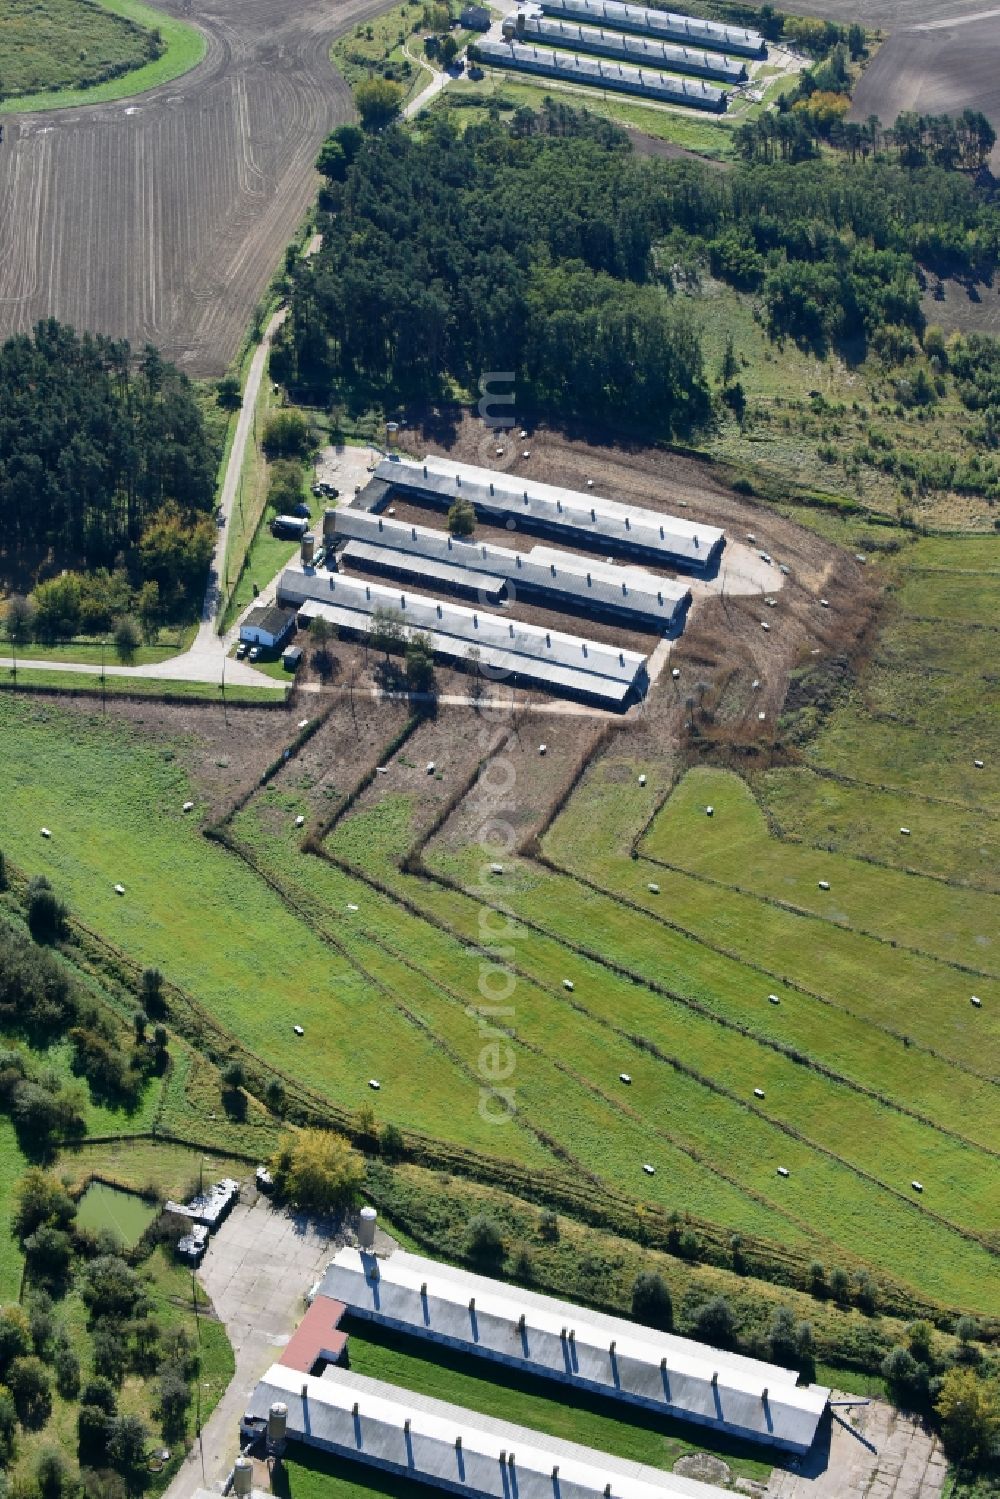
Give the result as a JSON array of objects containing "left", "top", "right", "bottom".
[{"left": 279, "top": 1295, "right": 349, "bottom": 1374}]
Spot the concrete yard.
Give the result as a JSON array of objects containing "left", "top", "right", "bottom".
[
  {"left": 162, "top": 1196, "right": 391, "bottom": 1499},
  {"left": 765, "top": 1399, "right": 947, "bottom": 1499}
]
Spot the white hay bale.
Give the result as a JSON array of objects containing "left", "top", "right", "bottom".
[
  {"left": 900, "top": 827, "right": 911, "bottom": 836},
  {"left": 776, "top": 1166, "right": 789, "bottom": 1178},
  {"left": 768, "top": 994, "right": 780, "bottom": 1005},
  {"left": 974, "top": 759, "right": 984, "bottom": 769},
  {"left": 347, "top": 903, "right": 359, "bottom": 912},
  {"left": 638, "top": 774, "right": 647, "bottom": 787},
  {"left": 706, "top": 805, "right": 714, "bottom": 816},
  {"left": 760, "top": 621, "right": 770, "bottom": 632},
  {"left": 754, "top": 1088, "right": 765, "bottom": 1099},
  {"left": 297, "top": 719, "right": 310, "bottom": 730},
  {"left": 671, "top": 667, "right": 681, "bottom": 680},
  {"left": 295, "top": 815, "right": 305, "bottom": 828},
  {"left": 642, "top": 1163, "right": 655, "bottom": 1176},
  {"left": 971, "top": 995, "right": 982, "bottom": 1008},
  {"left": 820, "top": 598, "right": 830, "bottom": 608},
  {"left": 426, "top": 761, "right": 435, "bottom": 774},
  {"left": 563, "top": 979, "right": 574, "bottom": 992},
  {"left": 114, "top": 884, "right": 125, "bottom": 896},
  {"left": 369, "top": 1079, "right": 381, "bottom": 1090},
  {"left": 818, "top": 880, "right": 830, "bottom": 890},
  {"left": 647, "top": 882, "right": 660, "bottom": 894},
  {"left": 619, "top": 1073, "right": 632, "bottom": 1085},
  {"left": 911, "top": 1180, "right": 923, "bottom": 1192},
  {"left": 758, "top": 711, "right": 766, "bottom": 721},
  {"left": 183, "top": 801, "right": 195, "bottom": 813},
  {"left": 40, "top": 828, "right": 51, "bottom": 838},
  {"left": 538, "top": 744, "right": 547, "bottom": 755},
  {"left": 293, "top": 1025, "right": 304, "bottom": 1036}
]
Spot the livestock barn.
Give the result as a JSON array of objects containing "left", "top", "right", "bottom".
[
  {"left": 319, "top": 1248, "right": 831, "bottom": 1454},
  {"left": 374, "top": 456, "right": 726, "bottom": 573}
]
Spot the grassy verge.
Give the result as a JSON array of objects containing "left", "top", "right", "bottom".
[
  {"left": 1, "top": 623, "right": 196, "bottom": 669},
  {"left": 0, "top": 0, "right": 206, "bottom": 114},
  {"left": 437, "top": 74, "right": 736, "bottom": 157},
  {"left": 0, "top": 667, "right": 285, "bottom": 702}
]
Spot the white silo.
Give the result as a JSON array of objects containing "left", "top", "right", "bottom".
[
  {"left": 233, "top": 1457, "right": 253, "bottom": 1497},
  {"left": 359, "top": 1205, "right": 378, "bottom": 1249}
]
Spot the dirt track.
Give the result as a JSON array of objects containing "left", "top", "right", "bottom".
[{"left": 0, "top": 0, "right": 386, "bottom": 375}]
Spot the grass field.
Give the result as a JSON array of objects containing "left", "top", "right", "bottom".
[
  {"left": 0, "top": 0, "right": 206, "bottom": 114},
  {"left": 0, "top": 522, "right": 997, "bottom": 1328},
  {"left": 0, "top": 667, "right": 284, "bottom": 703}
]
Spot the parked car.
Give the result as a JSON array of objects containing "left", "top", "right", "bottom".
[
  {"left": 291, "top": 502, "right": 311, "bottom": 518},
  {"left": 249, "top": 646, "right": 260, "bottom": 662},
  {"left": 235, "top": 642, "right": 248, "bottom": 660}
]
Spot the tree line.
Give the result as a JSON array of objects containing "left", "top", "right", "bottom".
[
  {"left": 0, "top": 321, "right": 219, "bottom": 621},
  {"left": 274, "top": 103, "right": 1000, "bottom": 434}
]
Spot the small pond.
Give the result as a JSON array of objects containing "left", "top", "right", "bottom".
[{"left": 76, "top": 1181, "right": 158, "bottom": 1249}]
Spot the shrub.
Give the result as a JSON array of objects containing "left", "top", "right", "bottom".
[
  {"left": 631, "top": 1272, "right": 673, "bottom": 1332},
  {"left": 464, "top": 1214, "right": 504, "bottom": 1265},
  {"left": 935, "top": 1367, "right": 1000, "bottom": 1463},
  {"left": 691, "top": 1295, "right": 736, "bottom": 1349},
  {"left": 269, "top": 1129, "right": 365, "bottom": 1212},
  {"left": 538, "top": 1210, "right": 559, "bottom": 1242},
  {"left": 261, "top": 409, "right": 310, "bottom": 460},
  {"left": 26, "top": 879, "right": 66, "bottom": 945},
  {"left": 54, "top": 1344, "right": 80, "bottom": 1400},
  {"left": 35, "top": 1446, "right": 72, "bottom": 1499},
  {"left": 7, "top": 1355, "right": 52, "bottom": 1428},
  {"left": 79, "top": 1257, "right": 145, "bottom": 1322}
]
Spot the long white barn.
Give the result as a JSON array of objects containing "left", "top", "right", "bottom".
[
  {"left": 517, "top": 13, "right": 748, "bottom": 81},
  {"left": 319, "top": 1249, "right": 830, "bottom": 1454},
  {"left": 334, "top": 508, "right": 691, "bottom": 628},
  {"left": 375, "top": 456, "right": 725, "bottom": 572},
  {"left": 278, "top": 563, "right": 648, "bottom": 706},
  {"left": 539, "top": 0, "right": 766, "bottom": 56},
  {"left": 245, "top": 1364, "right": 732, "bottom": 1499},
  {"left": 475, "top": 39, "right": 727, "bottom": 109}
]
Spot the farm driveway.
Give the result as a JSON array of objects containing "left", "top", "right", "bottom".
[
  {"left": 162, "top": 1199, "right": 341, "bottom": 1498},
  {"left": 0, "top": 0, "right": 391, "bottom": 375},
  {"left": 766, "top": 1401, "right": 947, "bottom": 1499}
]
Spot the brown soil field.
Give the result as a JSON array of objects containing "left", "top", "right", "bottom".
[
  {"left": 0, "top": 0, "right": 387, "bottom": 375},
  {"left": 848, "top": 14, "right": 1000, "bottom": 173}
]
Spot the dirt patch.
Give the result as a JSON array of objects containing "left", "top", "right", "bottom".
[
  {"left": 271, "top": 693, "right": 411, "bottom": 821},
  {"left": 427, "top": 712, "right": 607, "bottom": 855}
]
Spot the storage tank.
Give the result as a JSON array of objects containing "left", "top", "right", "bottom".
[
  {"left": 323, "top": 508, "right": 338, "bottom": 544},
  {"left": 233, "top": 1457, "right": 253, "bottom": 1497},
  {"left": 301, "top": 533, "right": 316, "bottom": 566},
  {"left": 268, "top": 1401, "right": 287, "bottom": 1446},
  {"left": 359, "top": 1205, "right": 378, "bottom": 1249},
  {"left": 501, "top": 13, "right": 517, "bottom": 39}
]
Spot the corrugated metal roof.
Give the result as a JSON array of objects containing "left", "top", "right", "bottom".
[
  {"left": 476, "top": 38, "right": 727, "bottom": 107},
  {"left": 294, "top": 599, "right": 634, "bottom": 705},
  {"left": 539, "top": 0, "right": 765, "bottom": 55},
  {"left": 247, "top": 1362, "right": 736, "bottom": 1499},
  {"left": 374, "top": 456, "right": 725, "bottom": 570},
  {"left": 280, "top": 566, "right": 645, "bottom": 686},
  {"left": 319, "top": 1249, "right": 829, "bottom": 1453},
  {"left": 335, "top": 509, "right": 689, "bottom": 626},
  {"left": 340, "top": 538, "right": 505, "bottom": 601},
  {"left": 519, "top": 14, "right": 747, "bottom": 80}
]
